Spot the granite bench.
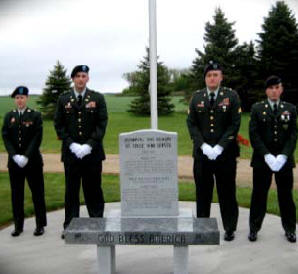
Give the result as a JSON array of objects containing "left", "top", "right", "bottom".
[{"left": 64, "top": 216, "right": 219, "bottom": 274}]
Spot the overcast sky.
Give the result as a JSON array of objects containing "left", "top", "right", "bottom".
[{"left": 0, "top": 0, "right": 297, "bottom": 95}]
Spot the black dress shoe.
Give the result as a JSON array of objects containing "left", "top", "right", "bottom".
[
  {"left": 248, "top": 231, "right": 258, "bottom": 242},
  {"left": 61, "top": 231, "right": 65, "bottom": 239},
  {"left": 224, "top": 231, "right": 235, "bottom": 241},
  {"left": 11, "top": 229, "right": 23, "bottom": 237},
  {"left": 285, "top": 232, "right": 296, "bottom": 243},
  {"left": 33, "top": 227, "right": 44, "bottom": 236}
]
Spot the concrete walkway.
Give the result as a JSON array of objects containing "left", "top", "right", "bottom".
[
  {"left": 0, "top": 202, "right": 297, "bottom": 274},
  {"left": 1, "top": 153, "right": 298, "bottom": 188}
]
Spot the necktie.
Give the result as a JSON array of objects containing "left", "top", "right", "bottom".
[
  {"left": 210, "top": 93, "right": 215, "bottom": 108},
  {"left": 77, "top": 95, "right": 82, "bottom": 106},
  {"left": 273, "top": 103, "right": 278, "bottom": 115},
  {"left": 19, "top": 112, "right": 23, "bottom": 121}
]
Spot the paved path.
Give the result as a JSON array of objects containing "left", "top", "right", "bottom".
[
  {"left": 1, "top": 153, "right": 297, "bottom": 188},
  {"left": 0, "top": 202, "right": 297, "bottom": 274}
]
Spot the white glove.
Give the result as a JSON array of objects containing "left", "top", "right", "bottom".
[
  {"left": 264, "top": 154, "right": 277, "bottom": 171},
  {"left": 13, "top": 154, "right": 22, "bottom": 167},
  {"left": 273, "top": 154, "right": 287, "bottom": 172},
  {"left": 12, "top": 154, "right": 28, "bottom": 168},
  {"left": 70, "top": 143, "right": 82, "bottom": 158},
  {"left": 212, "top": 145, "right": 223, "bottom": 160},
  {"left": 70, "top": 143, "right": 92, "bottom": 159},
  {"left": 201, "top": 143, "right": 216, "bottom": 160},
  {"left": 18, "top": 155, "right": 28, "bottom": 168},
  {"left": 79, "top": 144, "right": 92, "bottom": 159}
]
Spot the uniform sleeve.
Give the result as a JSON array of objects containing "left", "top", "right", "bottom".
[
  {"left": 281, "top": 105, "right": 297, "bottom": 156},
  {"left": 86, "top": 93, "right": 108, "bottom": 148},
  {"left": 1, "top": 113, "right": 17, "bottom": 156},
  {"left": 249, "top": 104, "right": 269, "bottom": 156},
  {"left": 186, "top": 95, "right": 204, "bottom": 148},
  {"left": 24, "top": 112, "right": 42, "bottom": 158},
  {"left": 54, "top": 95, "right": 74, "bottom": 147},
  {"left": 218, "top": 92, "right": 241, "bottom": 149}
]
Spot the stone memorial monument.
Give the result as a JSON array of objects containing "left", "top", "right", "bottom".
[
  {"left": 120, "top": 129, "right": 179, "bottom": 217},
  {"left": 65, "top": 128, "right": 220, "bottom": 274}
]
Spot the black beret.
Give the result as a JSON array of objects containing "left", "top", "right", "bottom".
[
  {"left": 204, "top": 61, "right": 222, "bottom": 78},
  {"left": 71, "top": 65, "right": 89, "bottom": 78},
  {"left": 265, "top": 75, "right": 282, "bottom": 89},
  {"left": 11, "top": 86, "right": 29, "bottom": 98}
]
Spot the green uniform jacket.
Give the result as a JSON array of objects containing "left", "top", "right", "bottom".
[
  {"left": 2, "top": 108, "right": 43, "bottom": 167},
  {"left": 54, "top": 88, "right": 108, "bottom": 163},
  {"left": 187, "top": 87, "right": 241, "bottom": 160},
  {"left": 249, "top": 100, "right": 297, "bottom": 168}
]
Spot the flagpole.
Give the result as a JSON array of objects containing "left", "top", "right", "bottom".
[{"left": 149, "top": 0, "right": 158, "bottom": 130}]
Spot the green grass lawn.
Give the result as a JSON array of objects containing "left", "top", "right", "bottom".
[{"left": 0, "top": 172, "right": 297, "bottom": 228}]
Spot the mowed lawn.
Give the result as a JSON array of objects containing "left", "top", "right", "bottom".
[
  {"left": 0, "top": 94, "right": 256, "bottom": 158},
  {"left": 0, "top": 172, "right": 297, "bottom": 227}
]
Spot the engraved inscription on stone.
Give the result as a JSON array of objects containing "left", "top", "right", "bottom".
[{"left": 119, "top": 130, "right": 179, "bottom": 216}]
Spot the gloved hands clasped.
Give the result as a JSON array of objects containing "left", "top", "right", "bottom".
[
  {"left": 12, "top": 154, "right": 29, "bottom": 168},
  {"left": 69, "top": 143, "right": 92, "bottom": 159},
  {"left": 201, "top": 143, "right": 224, "bottom": 160},
  {"left": 264, "top": 153, "right": 287, "bottom": 172}
]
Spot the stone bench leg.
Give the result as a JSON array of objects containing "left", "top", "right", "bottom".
[
  {"left": 97, "top": 245, "right": 115, "bottom": 274},
  {"left": 173, "top": 245, "right": 189, "bottom": 274}
]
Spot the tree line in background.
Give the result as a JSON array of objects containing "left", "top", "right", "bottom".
[
  {"left": 122, "top": 1, "right": 298, "bottom": 113},
  {"left": 38, "top": 1, "right": 298, "bottom": 118}
]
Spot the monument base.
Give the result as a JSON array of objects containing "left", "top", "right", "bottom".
[{"left": 65, "top": 211, "right": 219, "bottom": 274}]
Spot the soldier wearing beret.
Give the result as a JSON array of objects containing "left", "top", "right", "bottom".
[
  {"left": 2, "top": 86, "right": 47, "bottom": 237},
  {"left": 54, "top": 65, "right": 108, "bottom": 238},
  {"left": 187, "top": 61, "right": 241, "bottom": 241},
  {"left": 248, "top": 76, "right": 297, "bottom": 243}
]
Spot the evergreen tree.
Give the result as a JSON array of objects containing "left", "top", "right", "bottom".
[
  {"left": 187, "top": 7, "right": 238, "bottom": 99},
  {"left": 37, "top": 61, "right": 72, "bottom": 119},
  {"left": 233, "top": 41, "right": 261, "bottom": 111},
  {"left": 185, "top": 8, "right": 262, "bottom": 111},
  {"left": 128, "top": 48, "right": 174, "bottom": 115},
  {"left": 257, "top": 1, "right": 298, "bottom": 105}
]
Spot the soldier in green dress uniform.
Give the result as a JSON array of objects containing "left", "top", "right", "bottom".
[
  {"left": 54, "top": 65, "right": 108, "bottom": 238},
  {"left": 248, "top": 76, "right": 297, "bottom": 243},
  {"left": 2, "top": 86, "right": 47, "bottom": 237},
  {"left": 187, "top": 61, "right": 241, "bottom": 241}
]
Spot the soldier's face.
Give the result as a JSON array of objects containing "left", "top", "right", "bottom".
[
  {"left": 266, "top": 83, "right": 283, "bottom": 101},
  {"left": 205, "top": 70, "right": 223, "bottom": 90},
  {"left": 72, "top": 72, "right": 89, "bottom": 91},
  {"left": 14, "top": 95, "right": 28, "bottom": 110}
]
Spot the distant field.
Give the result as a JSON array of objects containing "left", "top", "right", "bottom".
[
  {"left": 0, "top": 94, "right": 187, "bottom": 117},
  {"left": 0, "top": 94, "right": 295, "bottom": 159}
]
